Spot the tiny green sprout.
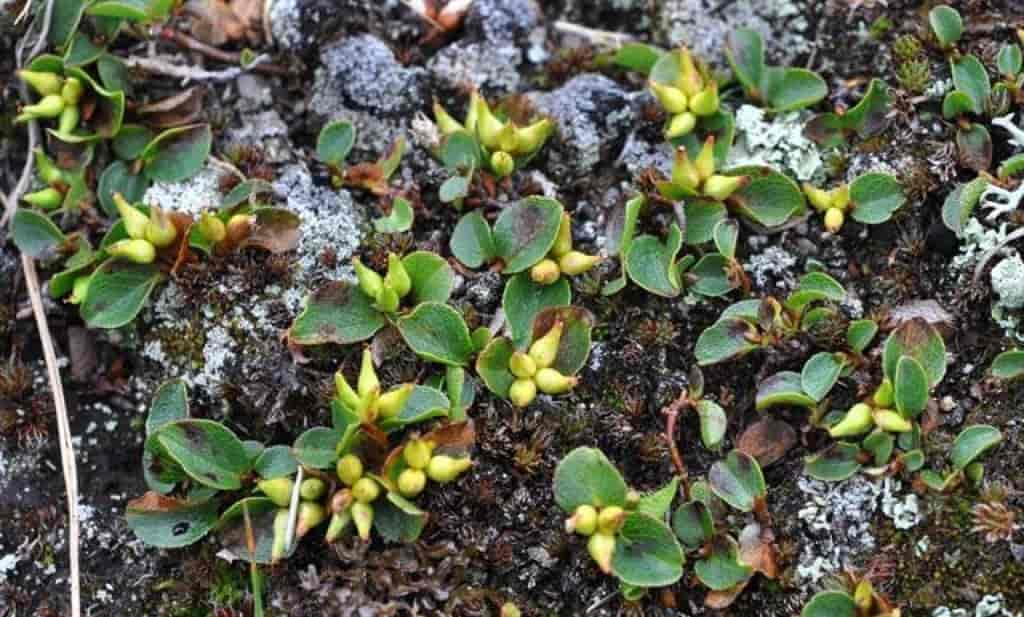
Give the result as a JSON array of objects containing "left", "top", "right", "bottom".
[
  {"left": 68, "top": 276, "right": 90, "bottom": 305},
  {"left": 334, "top": 348, "right": 416, "bottom": 424},
  {"left": 353, "top": 253, "right": 415, "bottom": 313},
  {"left": 662, "top": 138, "right": 749, "bottom": 202}
]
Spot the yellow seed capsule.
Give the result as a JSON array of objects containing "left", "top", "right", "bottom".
[
  {"left": 334, "top": 371, "right": 361, "bottom": 411},
  {"left": 296, "top": 501, "right": 327, "bottom": 537},
  {"left": 565, "top": 504, "right": 598, "bottom": 536},
  {"left": 300, "top": 478, "right": 327, "bottom": 501},
  {"left": 823, "top": 207, "right": 845, "bottom": 234},
  {"left": 702, "top": 174, "right": 747, "bottom": 201},
  {"left": 336, "top": 454, "right": 364, "bottom": 486},
  {"left": 831, "top": 184, "right": 851, "bottom": 210},
  {"left": 351, "top": 502, "right": 374, "bottom": 541},
  {"left": 378, "top": 383, "right": 414, "bottom": 418},
  {"left": 198, "top": 212, "right": 226, "bottom": 243},
  {"left": 34, "top": 148, "right": 63, "bottom": 185},
  {"left": 509, "top": 351, "right": 537, "bottom": 379},
  {"left": 106, "top": 239, "right": 156, "bottom": 264},
  {"left": 359, "top": 386, "right": 381, "bottom": 423},
  {"left": 374, "top": 283, "right": 400, "bottom": 313},
  {"left": 19, "top": 94, "right": 64, "bottom": 119},
  {"left": 689, "top": 81, "right": 720, "bottom": 117},
  {"left": 353, "top": 258, "right": 384, "bottom": 301},
  {"left": 57, "top": 104, "right": 79, "bottom": 134},
  {"left": 677, "top": 47, "right": 704, "bottom": 97},
  {"left": 113, "top": 192, "right": 149, "bottom": 240},
  {"left": 271, "top": 508, "right": 290, "bottom": 561},
  {"left": 649, "top": 80, "right": 688, "bottom": 114},
  {"left": 324, "top": 510, "right": 352, "bottom": 543},
  {"left": 404, "top": 438, "right": 434, "bottom": 470},
  {"left": 665, "top": 111, "right": 697, "bottom": 139},
  {"left": 397, "top": 468, "right": 427, "bottom": 498},
  {"left": 17, "top": 70, "right": 62, "bottom": 96},
  {"left": 534, "top": 367, "right": 578, "bottom": 395},
  {"left": 694, "top": 136, "right": 716, "bottom": 181},
  {"left": 330, "top": 489, "right": 353, "bottom": 514},
  {"left": 558, "top": 251, "right": 600, "bottom": 276},
  {"left": 464, "top": 90, "right": 482, "bottom": 133},
  {"left": 145, "top": 206, "right": 178, "bottom": 248},
  {"left": 509, "top": 378, "right": 537, "bottom": 407},
  {"left": 529, "top": 320, "right": 563, "bottom": 369},
  {"left": 828, "top": 402, "right": 874, "bottom": 438},
  {"left": 854, "top": 579, "right": 874, "bottom": 612},
  {"left": 426, "top": 455, "right": 473, "bottom": 483},
  {"left": 352, "top": 477, "right": 381, "bottom": 503},
  {"left": 258, "top": 477, "right": 294, "bottom": 507},
  {"left": 513, "top": 118, "right": 553, "bottom": 155},
  {"left": 475, "top": 96, "right": 506, "bottom": 150},
  {"left": 60, "top": 77, "right": 83, "bottom": 106},
  {"left": 358, "top": 348, "right": 379, "bottom": 399},
  {"left": 384, "top": 253, "right": 412, "bottom": 298},
  {"left": 433, "top": 100, "right": 465, "bottom": 136},
  {"left": 69, "top": 275, "right": 91, "bottom": 304},
  {"left": 587, "top": 532, "right": 616, "bottom": 574},
  {"left": 873, "top": 379, "right": 894, "bottom": 408},
  {"left": 551, "top": 212, "right": 572, "bottom": 258},
  {"left": 490, "top": 150, "right": 515, "bottom": 178},
  {"left": 530, "top": 258, "right": 561, "bottom": 285},
  {"left": 802, "top": 183, "right": 833, "bottom": 211},
  {"left": 671, "top": 146, "right": 701, "bottom": 191},
  {"left": 496, "top": 122, "right": 518, "bottom": 153},
  {"left": 225, "top": 214, "right": 253, "bottom": 244},
  {"left": 873, "top": 409, "right": 913, "bottom": 433},
  {"left": 597, "top": 506, "right": 626, "bottom": 534},
  {"left": 23, "top": 187, "right": 63, "bottom": 210},
  {"left": 500, "top": 603, "right": 522, "bottom": 617}
]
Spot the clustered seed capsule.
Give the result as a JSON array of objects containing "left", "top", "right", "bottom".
[
  {"left": 354, "top": 253, "right": 415, "bottom": 314},
  {"left": 434, "top": 91, "right": 554, "bottom": 178},
  {"left": 803, "top": 182, "right": 852, "bottom": 234},
  {"left": 669, "top": 137, "right": 748, "bottom": 202},
  {"left": 528, "top": 212, "right": 601, "bottom": 286},
  {"left": 648, "top": 47, "right": 720, "bottom": 140},
  {"left": 564, "top": 503, "right": 626, "bottom": 574},
  {"left": 334, "top": 348, "right": 414, "bottom": 424},
  {"left": 828, "top": 378, "right": 913, "bottom": 439},
  {"left": 16, "top": 70, "right": 87, "bottom": 136},
  {"left": 508, "top": 320, "right": 579, "bottom": 407}
]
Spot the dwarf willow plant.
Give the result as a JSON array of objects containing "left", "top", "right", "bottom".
[
  {"left": 554, "top": 447, "right": 775, "bottom": 606},
  {"left": 802, "top": 578, "right": 900, "bottom": 617},
  {"left": 804, "top": 79, "right": 892, "bottom": 148},
  {"left": 316, "top": 120, "right": 408, "bottom": 197},
  {"left": 646, "top": 46, "right": 722, "bottom": 141},
  {"left": 802, "top": 172, "right": 906, "bottom": 233},
  {"left": 433, "top": 90, "right": 553, "bottom": 204},
  {"left": 725, "top": 28, "right": 828, "bottom": 112}
]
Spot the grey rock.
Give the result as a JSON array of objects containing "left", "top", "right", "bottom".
[
  {"left": 428, "top": 41, "right": 522, "bottom": 96},
  {"left": 527, "top": 74, "right": 637, "bottom": 181},
  {"left": 225, "top": 109, "right": 295, "bottom": 164},
  {"left": 464, "top": 0, "right": 540, "bottom": 45},
  {"left": 618, "top": 134, "right": 672, "bottom": 177},
  {"left": 311, "top": 34, "right": 425, "bottom": 116},
  {"left": 235, "top": 74, "right": 274, "bottom": 109}
]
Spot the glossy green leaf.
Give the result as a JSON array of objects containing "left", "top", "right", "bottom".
[
  {"left": 141, "top": 123, "right": 212, "bottom": 183},
  {"left": 846, "top": 319, "right": 878, "bottom": 354},
  {"left": 991, "top": 349, "right": 1024, "bottom": 379},
  {"left": 97, "top": 53, "right": 131, "bottom": 95},
  {"left": 802, "top": 352, "right": 844, "bottom": 402},
  {"left": 395, "top": 302, "right": 474, "bottom": 366},
  {"left": 401, "top": 251, "right": 453, "bottom": 304},
  {"left": 126, "top": 493, "right": 218, "bottom": 548},
  {"left": 695, "top": 319, "right": 759, "bottom": 366},
  {"left": 253, "top": 445, "right": 298, "bottom": 479},
  {"left": 378, "top": 385, "right": 449, "bottom": 432},
  {"left": 450, "top": 210, "right": 496, "bottom": 269},
  {"left": 146, "top": 379, "right": 189, "bottom": 435},
  {"left": 951, "top": 55, "right": 991, "bottom": 114},
  {"left": 684, "top": 200, "right": 728, "bottom": 245},
  {"left": 942, "top": 90, "right": 976, "bottom": 120},
  {"left": 787, "top": 271, "right": 846, "bottom": 312},
  {"left": 11, "top": 209, "right": 66, "bottom": 258},
  {"left": 849, "top": 173, "right": 905, "bottom": 224},
  {"left": 950, "top": 425, "right": 1001, "bottom": 470},
  {"left": 154, "top": 419, "right": 250, "bottom": 490},
  {"left": 689, "top": 253, "right": 736, "bottom": 297},
  {"left": 841, "top": 78, "right": 891, "bottom": 138},
  {"left": 215, "top": 497, "right": 288, "bottom": 564},
  {"left": 316, "top": 120, "right": 355, "bottom": 166},
  {"left": 727, "top": 165, "right": 805, "bottom": 228},
  {"left": 708, "top": 450, "right": 765, "bottom": 512},
  {"left": 957, "top": 123, "right": 992, "bottom": 173},
  {"left": 804, "top": 442, "right": 861, "bottom": 482},
  {"left": 862, "top": 429, "right": 895, "bottom": 467},
  {"left": 802, "top": 591, "right": 856, "bottom": 617},
  {"left": 671, "top": 501, "right": 714, "bottom": 548},
  {"left": 611, "top": 512, "right": 685, "bottom": 588},
  {"left": 50, "top": 241, "right": 97, "bottom": 298},
  {"left": 475, "top": 337, "right": 515, "bottom": 398},
  {"left": 441, "top": 130, "right": 481, "bottom": 171},
  {"left": 756, "top": 371, "right": 816, "bottom": 411},
  {"left": 902, "top": 449, "right": 925, "bottom": 472},
  {"left": 87, "top": 0, "right": 156, "bottom": 20},
  {"left": 725, "top": 28, "right": 765, "bottom": 95},
  {"left": 882, "top": 319, "right": 947, "bottom": 387},
  {"left": 998, "top": 44, "right": 1023, "bottom": 76},
  {"left": 763, "top": 67, "right": 828, "bottom": 112},
  {"left": 553, "top": 447, "right": 628, "bottom": 511},
  {"left": 502, "top": 273, "right": 571, "bottom": 349},
  {"left": 894, "top": 356, "right": 929, "bottom": 418},
  {"left": 943, "top": 177, "right": 989, "bottom": 235},
  {"left": 493, "top": 197, "right": 563, "bottom": 273},
  {"left": 694, "top": 536, "right": 752, "bottom": 591},
  {"left": 80, "top": 261, "right": 162, "bottom": 329},
  {"left": 373, "top": 196, "right": 414, "bottom": 233},
  {"left": 635, "top": 477, "right": 679, "bottom": 521},
  {"left": 48, "top": 0, "right": 87, "bottom": 48},
  {"left": 697, "top": 400, "right": 727, "bottom": 449},
  {"left": 613, "top": 43, "right": 664, "bottom": 74},
  {"left": 374, "top": 492, "right": 428, "bottom": 543},
  {"left": 63, "top": 31, "right": 104, "bottom": 67},
  {"left": 287, "top": 282, "right": 387, "bottom": 346},
  {"left": 929, "top": 5, "right": 963, "bottom": 48},
  {"left": 712, "top": 219, "right": 739, "bottom": 259},
  {"left": 292, "top": 427, "right": 342, "bottom": 469},
  {"left": 624, "top": 223, "right": 683, "bottom": 297},
  {"left": 113, "top": 124, "right": 155, "bottom": 160},
  {"left": 98, "top": 160, "right": 148, "bottom": 217}
]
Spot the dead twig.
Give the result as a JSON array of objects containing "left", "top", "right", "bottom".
[
  {"left": 122, "top": 53, "right": 275, "bottom": 85},
  {"left": 159, "top": 27, "right": 290, "bottom": 76},
  {"left": 661, "top": 389, "right": 692, "bottom": 499}
]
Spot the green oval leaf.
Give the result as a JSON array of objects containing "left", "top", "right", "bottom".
[
  {"left": 635, "top": 477, "right": 679, "bottom": 521},
  {"left": 684, "top": 200, "right": 728, "bottom": 245},
  {"left": 849, "top": 172, "right": 905, "bottom": 224},
  {"left": 63, "top": 31, "right": 105, "bottom": 67},
  {"left": 787, "top": 271, "right": 846, "bottom": 312},
  {"left": 553, "top": 447, "right": 628, "bottom": 512},
  {"left": 689, "top": 253, "right": 737, "bottom": 298},
  {"left": 317, "top": 120, "right": 356, "bottom": 166},
  {"left": 287, "top": 282, "right": 387, "bottom": 346},
  {"left": 374, "top": 491, "right": 429, "bottom": 543},
  {"left": 475, "top": 337, "right": 515, "bottom": 398},
  {"left": 439, "top": 175, "right": 470, "bottom": 203},
  {"left": 671, "top": 500, "right": 714, "bottom": 548},
  {"left": 146, "top": 379, "right": 189, "bottom": 435},
  {"left": 450, "top": 210, "right": 496, "bottom": 269},
  {"left": 154, "top": 419, "right": 250, "bottom": 490},
  {"left": 726, "top": 166, "right": 805, "bottom": 228},
  {"left": 624, "top": 224, "right": 683, "bottom": 297},
  {"left": 611, "top": 512, "right": 685, "bottom": 588},
  {"left": 253, "top": 445, "right": 298, "bottom": 479},
  {"left": 801, "top": 352, "right": 844, "bottom": 402},
  {"left": 493, "top": 197, "right": 563, "bottom": 273},
  {"left": 98, "top": 160, "right": 148, "bottom": 217},
  {"left": 802, "top": 591, "right": 856, "bottom": 617},
  {"left": 942, "top": 177, "right": 989, "bottom": 235},
  {"left": 292, "top": 426, "right": 342, "bottom": 469},
  {"left": 951, "top": 425, "right": 1001, "bottom": 470},
  {"left": 929, "top": 5, "right": 963, "bottom": 48},
  {"left": 80, "top": 260, "right": 162, "bottom": 329},
  {"left": 695, "top": 319, "right": 759, "bottom": 366},
  {"left": 394, "top": 302, "right": 474, "bottom": 366},
  {"left": 804, "top": 442, "right": 861, "bottom": 482},
  {"left": 725, "top": 28, "right": 765, "bottom": 96},
  {"left": 764, "top": 67, "right": 828, "bottom": 112},
  {"left": 694, "top": 536, "right": 752, "bottom": 591},
  {"left": 708, "top": 450, "right": 765, "bottom": 512},
  {"left": 378, "top": 385, "right": 450, "bottom": 433},
  {"left": 998, "top": 44, "right": 1023, "bottom": 76},
  {"left": 402, "top": 251, "right": 454, "bottom": 304},
  {"left": 113, "top": 124, "right": 155, "bottom": 160},
  {"left": 441, "top": 130, "right": 481, "bottom": 171},
  {"left": 11, "top": 209, "right": 66, "bottom": 258},
  {"left": 894, "top": 356, "right": 929, "bottom": 418},
  {"left": 142, "top": 123, "right": 213, "bottom": 183},
  {"left": 951, "top": 55, "right": 991, "bottom": 114},
  {"left": 696, "top": 400, "right": 727, "bottom": 449},
  {"left": 756, "top": 371, "right": 816, "bottom": 411},
  {"left": 126, "top": 492, "right": 218, "bottom": 549},
  {"left": 614, "top": 43, "right": 664, "bottom": 75},
  {"left": 502, "top": 273, "right": 571, "bottom": 349},
  {"left": 957, "top": 123, "right": 993, "bottom": 173},
  {"left": 882, "top": 319, "right": 947, "bottom": 388},
  {"left": 991, "top": 349, "right": 1024, "bottom": 379},
  {"left": 216, "top": 497, "right": 289, "bottom": 564},
  {"left": 846, "top": 319, "right": 878, "bottom": 354},
  {"left": 862, "top": 429, "right": 895, "bottom": 466},
  {"left": 373, "top": 196, "right": 414, "bottom": 233}
]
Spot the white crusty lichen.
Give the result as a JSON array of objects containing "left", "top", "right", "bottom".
[
  {"left": 796, "top": 476, "right": 881, "bottom": 582},
  {"left": 729, "top": 104, "right": 824, "bottom": 182},
  {"left": 993, "top": 113, "right": 1024, "bottom": 151},
  {"left": 933, "top": 594, "right": 1023, "bottom": 617},
  {"left": 879, "top": 479, "right": 922, "bottom": 530},
  {"left": 991, "top": 255, "right": 1024, "bottom": 310}
]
